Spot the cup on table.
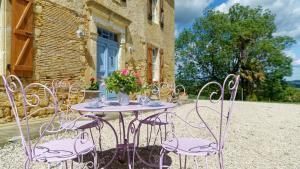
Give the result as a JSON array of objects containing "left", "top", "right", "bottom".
[{"left": 138, "top": 95, "right": 149, "bottom": 106}]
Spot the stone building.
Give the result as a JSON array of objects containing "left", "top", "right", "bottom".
[
  {"left": 0, "top": 0, "right": 175, "bottom": 85},
  {"left": 0, "top": 0, "right": 175, "bottom": 123}
]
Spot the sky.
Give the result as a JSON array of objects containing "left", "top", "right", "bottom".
[{"left": 175, "top": 0, "right": 300, "bottom": 81}]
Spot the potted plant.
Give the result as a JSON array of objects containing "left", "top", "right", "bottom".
[
  {"left": 87, "top": 77, "right": 99, "bottom": 90},
  {"left": 105, "top": 69, "right": 143, "bottom": 105}
]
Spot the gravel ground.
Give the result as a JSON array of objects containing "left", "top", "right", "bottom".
[{"left": 0, "top": 101, "right": 300, "bottom": 169}]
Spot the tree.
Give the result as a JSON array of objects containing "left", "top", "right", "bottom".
[{"left": 176, "top": 4, "right": 296, "bottom": 100}]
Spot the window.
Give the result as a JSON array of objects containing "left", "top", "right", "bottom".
[
  {"left": 148, "top": 0, "right": 164, "bottom": 28},
  {"left": 152, "top": 0, "right": 160, "bottom": 24},
  {"left": 147, "top": 46, "right": 164, "bottom": 83},
  {"left": 98, "top": 28, "right": 118, "bottom": 42},
  {"left": 152, "top": 48, "right": 160, "bottom": 81}
]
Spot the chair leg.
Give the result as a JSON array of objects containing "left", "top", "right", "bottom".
[
  {"left": 93, "top": 148, "right": 98, "bottom": 169},
  {"left": 205, "top": 156, "right": 209, "bottom": 169},
  {"left": 24, "top": 159, "right": 30, "bottom": 169},
  {"left": 147, "top": 124, "right": 149, "bottom": 146},
  {"left": 127, "top": 145, "right": 132, "bottom": 169},
  {"left": 71, "top": 161, "right": 73, "bottom": 169},
  {"left": 164, "top": 124, "right": 167, "bottom": 141},
  {"left": 194, "top": 156, "right": 199, "bottom": 169},
  {"left": 148, "top": 125, "right": 153, "bottom": 147},
  {"left": 218, "top": 152, "right": 224, "bottom": 169},
  {"left": 159, "top": 149, "right": 166, "bottom": 169},
  {"left": 184, "top": 155, "right": 187, "bottom": 169},
  {"left": 89, "top": 128, "right": 95, "bottom": 144},
  {"left": 47, "top": 163, "right": 51, "bottom": 169},
  {"left": 179, "top": 155, "right": 182, "bottom": 169}
]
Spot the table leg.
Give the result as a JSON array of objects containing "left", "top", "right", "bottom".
[{"left": 116, "top": 111, "right": 139, "bottom": 168}]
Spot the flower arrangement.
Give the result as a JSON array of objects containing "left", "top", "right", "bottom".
[
  {"left": 87, "top": 77, "right": 99, "bottom": 90},
  {"left": 104, "top": 69, "right": 143, "bottom": 95}
]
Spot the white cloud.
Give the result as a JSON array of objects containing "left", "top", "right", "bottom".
[
  {"left": 215, "top": 0, "right": 300, "bottom": 41},
  {"left": 285, "top": 50, "right": 300, "bottom": 67},
  {"left": 294, "top": 59, "right": 300, "bottom": 67},
  {"left": 175, "top": 0, "right": 213, "bottom": 25},
  {"left": 175, "top": 0, "right": 213, "bottom": 36}
]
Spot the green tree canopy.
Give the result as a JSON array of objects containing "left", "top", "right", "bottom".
[{"left": 176, "top": 4, "right": 296, "bottom": 101}]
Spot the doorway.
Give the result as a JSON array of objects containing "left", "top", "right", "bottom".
[{"left": 96, "top": 28, "right": 119, "bottom": 100}]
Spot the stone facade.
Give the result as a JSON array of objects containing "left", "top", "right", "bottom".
[
  {"left": 0, "top": 0, "right": 175, "bottom": 122},
  {"left": 33, "top": 0, "right": 87, "bottom": 84}
]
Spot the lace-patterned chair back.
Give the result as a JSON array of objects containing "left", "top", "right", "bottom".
[{"left": 1, "top": 75, "right": 59, "bottom": 161}]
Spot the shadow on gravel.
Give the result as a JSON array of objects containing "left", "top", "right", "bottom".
[{"left": 80, "top": 146, "right": 172, "bottom": 169}]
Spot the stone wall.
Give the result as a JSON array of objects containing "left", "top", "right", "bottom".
[
  {"left": 0, "top": 0, "right": 175, "bottom": 123},
  {"left": 33, "top": 0, "right": 87, "bottom": 85}
]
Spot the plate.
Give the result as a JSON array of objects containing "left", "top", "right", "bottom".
[
  {"left": 147, "top": 101, "right": 163, "bottom": 107},
  {"left": 84, "top": 105, "right": 105, "bottom": 109}
]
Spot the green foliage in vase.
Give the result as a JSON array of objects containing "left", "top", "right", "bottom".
[
  {"left": 176, "top": 4, "right": 299, "bottom": 102},
  {"left": 105, "top": 69, "right": 143, "bottom": 95}
]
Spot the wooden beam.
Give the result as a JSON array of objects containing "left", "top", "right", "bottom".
[
  {"left": 15, "top": 1, "right": 32, "bottom": 30},
  {"left": 15, "top": 38, "right": 30, "bottom": 65}
]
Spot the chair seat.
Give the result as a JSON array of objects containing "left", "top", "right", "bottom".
[
  {"left": 61, "top": 120, "right": 99, "bottom": 130},
  {"left": 34, "top": 138, "right": 94, "bottom": 162},
  {"left": 162, "top": 138, "right": 218, "bottom": 156},
  {"left": 140, "top": 117, "right": 169, "bottom": 125}
]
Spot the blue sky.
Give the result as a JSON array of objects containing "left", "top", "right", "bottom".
[{"left": 175, "top": 0, "right": 300, "bottom": 81}]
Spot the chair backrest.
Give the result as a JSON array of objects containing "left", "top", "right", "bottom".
[
  {"left": 51, "top": 79, "right": 85, "bottom": 121},
  {"left": 1, "top": 75, "right": 59, "bottom": 161},
  {"left": 147, "top": 82, "right": 174, "bottom": 101},
  {"left": 195, "top": 74, "right": 240, "bottom": 152}
]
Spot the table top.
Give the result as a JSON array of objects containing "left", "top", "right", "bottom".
[{"left": 71, "top": 101, "right": 176, "bottom": 112}]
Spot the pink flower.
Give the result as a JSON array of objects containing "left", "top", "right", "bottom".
[{"left": 120, "top": 69, "right": 129, "bottom": 76}]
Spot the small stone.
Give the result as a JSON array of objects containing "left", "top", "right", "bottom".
[
  {"left": 0, "top": 109, "right": 4, "bottom": 118},
  {"left": 35, "top": 28, "right": 42, "bottom": 37},
  {"left": 4, "top": 107, "right": 11, "bottom": 117},
  {"left": 5, "top": 116, "right": 13, "bottom": 122},
  {"left": 34, "top": 5, "right": 43, "bottom": 14}
]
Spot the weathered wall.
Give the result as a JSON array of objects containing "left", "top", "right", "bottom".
[
  {"left": 0, "top": 0, "right": 175, "bottom": 123},
  {"left": 89, "top": 0, "right": 175, "bottom": 83},
  {"left": 33, "top": 0, "right": 87, "bottom": 85},
  {"left": 144, "top": 0, "right": 175, "bottom": 83}
]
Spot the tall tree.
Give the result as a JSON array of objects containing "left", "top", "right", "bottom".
[{"left": 176, "top": 4, "right": 295, "bottom": 100}]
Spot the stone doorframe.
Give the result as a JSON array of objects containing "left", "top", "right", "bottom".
[
  {"left": 85, "top": 0, "right": 131, "bottom": 81},
  {"left": 0, "top": 0, "right": 11, "bottom": 75}
]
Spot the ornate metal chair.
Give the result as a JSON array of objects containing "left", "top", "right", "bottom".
[
  {"left": 133, "top": 74, "right": 239, "bottom": 168},
  {"left": 158, "top": 74, "right": 240, "bottom": 169},
  {"left": 51, "top": 80, "right": 99, "bottom": 134},
  {"left": 51, "top": 79, "right": 119, "bottom": 168},
  {"left": 141, "top": 83, "right": 175, "bottom": 146},
  {"left": 1, "top": 75, "right": 97, "bottom": 169}
]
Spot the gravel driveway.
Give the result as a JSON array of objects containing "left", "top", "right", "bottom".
[{"left": 0, "top": 101, "right": 299, "bottom": 168}]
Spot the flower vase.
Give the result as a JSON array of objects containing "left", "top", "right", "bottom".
[{"left": 118, "top": 92, "right": 130, "bottom": 106}]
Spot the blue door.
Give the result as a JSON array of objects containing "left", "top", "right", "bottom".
[{"left": 97, "top": 29, "right": 119, "bottom": 100}]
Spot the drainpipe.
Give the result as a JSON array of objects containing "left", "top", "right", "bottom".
[{"left": 0, "top": 0, "right": 6, "bottom": 75}]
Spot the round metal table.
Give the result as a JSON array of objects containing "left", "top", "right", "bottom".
[{"left": 71, "top": 101, "right": 176, "bottom": 168}]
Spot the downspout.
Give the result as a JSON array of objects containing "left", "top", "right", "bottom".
[{"left": 0, "top": 0, "right": 6, "bottom": 75}]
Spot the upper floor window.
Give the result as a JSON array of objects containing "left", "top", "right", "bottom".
[
  {"left": 148, "top": 0, "right": 164, "bottom": 28},
  {"left": 152, "top": 0, "right": 160, "bottom": 24}
]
